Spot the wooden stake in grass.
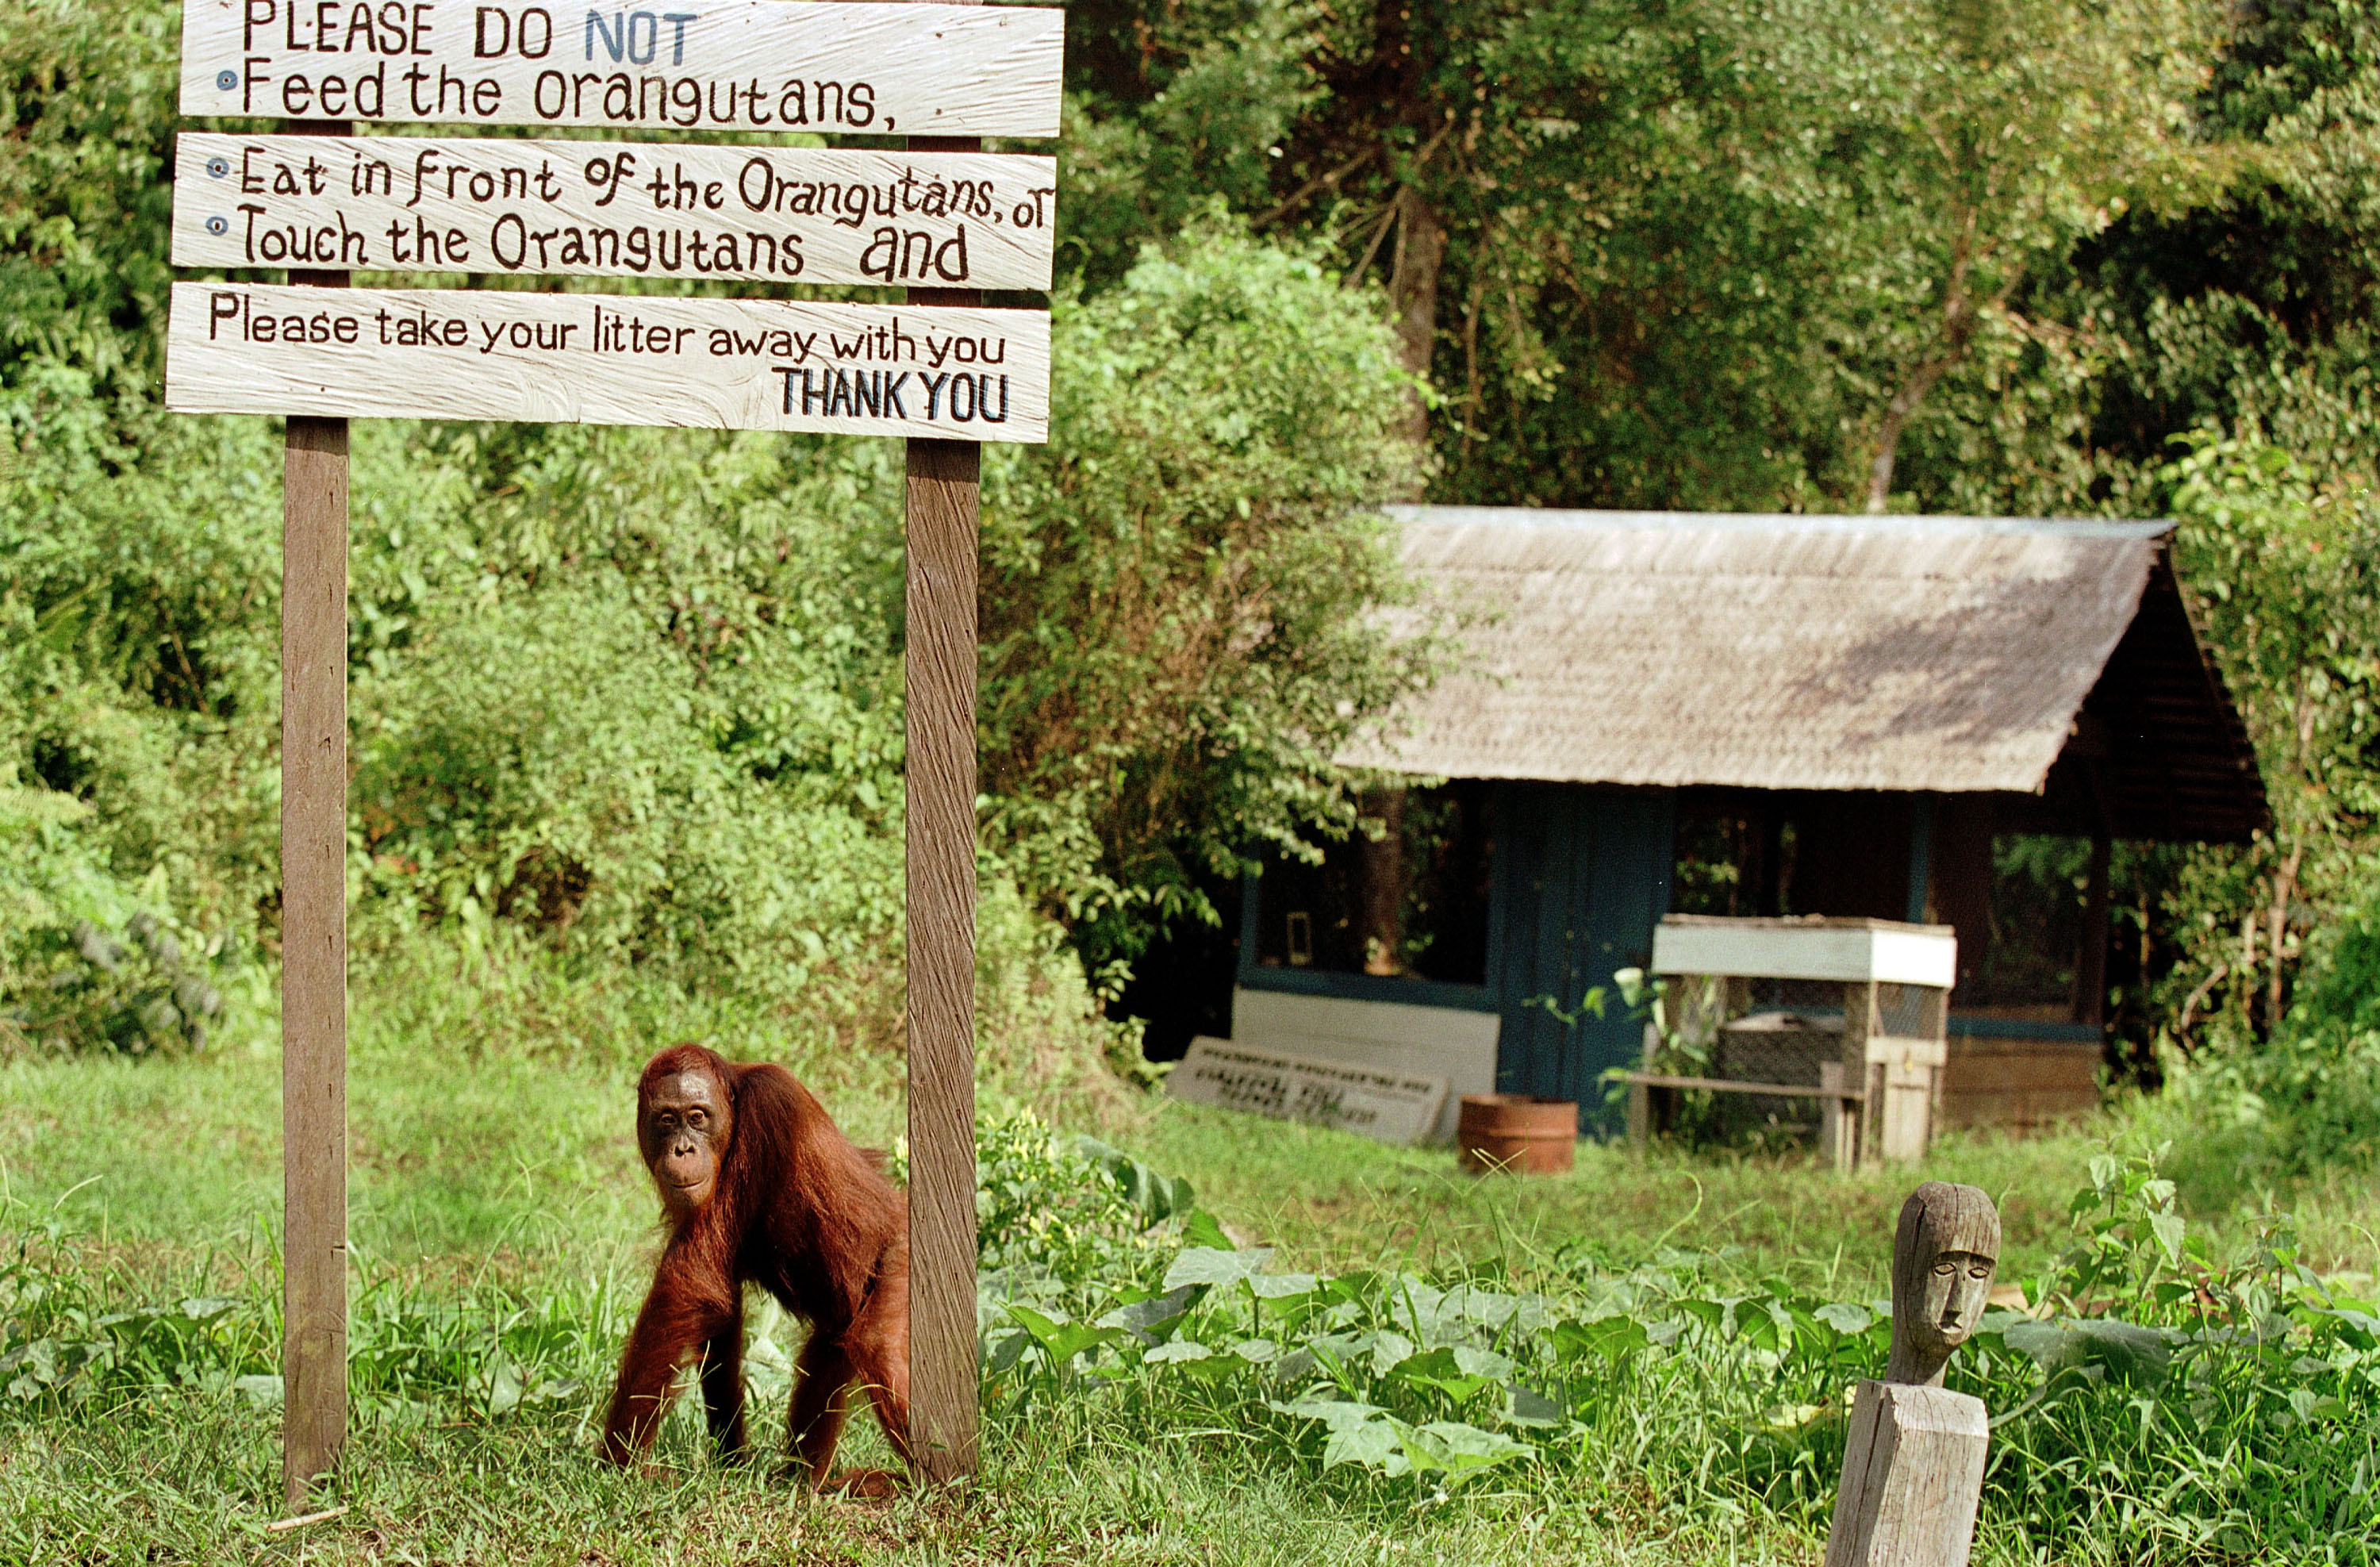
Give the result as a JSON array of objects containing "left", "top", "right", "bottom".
[
  {"left": 1824, "top": 1183, "right": 1999, "bottom": 1567},
  {"left": 903, "top": 104, "right": 984, "bottom": 1483},
  {"left": 279, "top": 117, "right": 352, "bottom": 1515}
]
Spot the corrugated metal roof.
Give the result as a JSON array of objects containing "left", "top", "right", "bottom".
[{"left": 1339, "top": 506, "right": 2196, "bottom": 799}]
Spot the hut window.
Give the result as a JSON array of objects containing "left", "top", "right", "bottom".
[
  {"left": 1962, "top": 834, "right": 2095, "bottom": 1021},
  {"left": 1253, "top": 781, "right": 1493, "bottom": 985}
]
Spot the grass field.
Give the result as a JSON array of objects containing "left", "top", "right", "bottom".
[{"left": 5, "top": 944, "right": 2377, "bottom": 1563}]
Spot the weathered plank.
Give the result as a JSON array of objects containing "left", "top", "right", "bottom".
[
  {"left": 1818, "top": 1061, "right": 1859, "bottom": 1173},
  {"left": 178, "top": 0, "right": 1062, "bottom": 136},
  {"left": 282, "top": 409, "right": 348, "bottom": 1510},
  {"left": 172, "top": 136, "right": 1056, "bottom": 290},
  {"left": 904, "top": 428, "right": 978, "bottom": 1486},
  {"left": 1227, "top": 988, "right": 1496, "bottom": 1142},
  {"left": 278, "top": 118, "right": 351, "bottom": 1515},
  {"left": 1824, "top": 1381, "right": 1989, "bottom": 1567},
  {"left": 1610, "top": 1070, "right": 1868, "bottom": 1102},
  {"left": 166, "top": 282, "right": 1050, "bottom": 441},
  {"left": 1168, "top": 1038, "right": 1451, "bottom": 1147}
]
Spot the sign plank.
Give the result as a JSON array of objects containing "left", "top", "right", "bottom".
[
  {"left": 172, "top": 135, "right": 1056, "bottom": 289},
  {"left": 166, "top": 282, "right": 1049, "bottom": 440},
  {"left": 178, "top": 0, "right": 1061, "bottom": 136},
  {"left": 1167, "top": 1037, "right": 1451, "bottom": 1147}
]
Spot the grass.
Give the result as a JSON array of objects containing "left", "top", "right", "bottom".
[
  {"left": 6, "top": 1396, "right": 1760, "bottom": 1566},
  {"left": 4, "top": 939, "right": 2378, "bottom": 1563}
]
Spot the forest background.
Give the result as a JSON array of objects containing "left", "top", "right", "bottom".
[{"left": 10, "top": 0, "right": 2380, "bottom": 1163}]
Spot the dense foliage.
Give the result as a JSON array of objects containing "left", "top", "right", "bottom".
[
  {"left": 0, "top": 1, "right": 1428, "bottom": 1053},
  {"left": 1058, "top": 0, "right": 2380, "bottom": 1070},
  {"left": 1059, "top": 0, "right": 2367, "bottom": 510},
  {"left": 982, "top": 225, "right": 1443, "bottom": 971},
  {"left": 977, "top": 1138, "right": 2377, "bottom": 1561},
  {"left": 12, "top": 0, "right": 2380, "bottom": 1113}
]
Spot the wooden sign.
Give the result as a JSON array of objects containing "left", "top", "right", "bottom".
[
  {"left": 173, "top": 135, "right": 1056, "bottom": 289},
  {"left": 170, "top": 0, "right": 1061, "bottom": 1499},
  {"left": 165, "top": 282, "right": 1050, "bottom": 440},
  {"left": 178, "top": 0, "right": 1062, "bottom": 136},
  {"left": 1168, "top": 1037, "right": 1450, "bottom": 1147}
]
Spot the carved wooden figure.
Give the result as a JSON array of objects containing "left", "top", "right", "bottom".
[
  {"left": 1824, "top": 1182, "right": 1999, "bottom": 1567},
  {"left": 1886, "top": 1181, "right": 2001, "bottom": 1386}
]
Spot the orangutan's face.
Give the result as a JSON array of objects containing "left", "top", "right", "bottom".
[{"left": 639, "top": 1067, "right": 731, "bottom": 1223}]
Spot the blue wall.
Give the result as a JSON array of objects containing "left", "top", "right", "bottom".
[
  {"left": 1486, "top": 784, "right": 1676, "bottom": 1131},
  {"left": 1237, "top": 782, "right": 1678, "bottom": 1134}
]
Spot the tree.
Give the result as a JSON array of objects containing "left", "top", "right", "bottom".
[
  {"left": 1818, "top": 0, "right": 2226, "bottom": 510},
  {"left": 1062, "top": 0, "right": 2236, "bottom": 515},
  {"left": 980, "top": 221, "right": 1442, "bottom": 969},
  {"left": 2164, "top": 437, "right": 2380, "bottom": 1040}
]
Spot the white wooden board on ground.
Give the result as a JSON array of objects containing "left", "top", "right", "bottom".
[
  {"left": 1228, "top": 985, "right": 1498, "bottom": 1142},
  {"left": 179, "top": 0, "right": 1062, "bottom": 136},
  {"left": 173, "top": 136, "right": 1056, "bottom": 289},
  {"left": 166, "top": 282, "right": 1049, "bottom": 440},
  {"left": 1169, "top": 1037, "right": 1449, "bottom": 1147}
]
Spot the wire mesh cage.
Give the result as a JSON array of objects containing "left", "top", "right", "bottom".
[{"left": 1711, "top": 1012, "right": 1841, "bottom": 1139}]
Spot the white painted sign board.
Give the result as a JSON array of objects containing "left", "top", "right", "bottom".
[
  {"left": 1168, "top": 1037, "right": 1450, "bottom": 1147},
  {"left": 178, "top": 0, "right": 1062, "bottom": 135},
  {"left": 173, "top": 135, "right": 1056, "bottom": 289},
  {"left": 166, "top": 282, "right": 1050, "bottom": 440},
  {"left": 1229, "top": 985, "right": 1496, "bottom": 1142}
]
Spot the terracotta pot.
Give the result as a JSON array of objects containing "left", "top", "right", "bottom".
[{"left": 1456, "top": 1094, "right": 1577, "bottom": 1174}]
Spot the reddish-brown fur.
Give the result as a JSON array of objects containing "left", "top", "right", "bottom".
[{"left": 601, "top": 1043, "right": 912, "bottom": 1490}]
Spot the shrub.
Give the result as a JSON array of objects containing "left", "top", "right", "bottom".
[
  {"left": 2179, "top": 877, "right": 2380, "bottom": 1170},
  {"left": 982, "top": 215, "right": 1444, "bottom": 977},
  {"left": 0, "top": 788, "right": 243, "bottom": 1057}
]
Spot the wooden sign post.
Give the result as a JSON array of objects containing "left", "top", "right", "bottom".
[
  {"left": 167, "top": 0, "right": 1060, "bottom": 1505},
  {"left": 278, "top": 116, "right": 351, "bottom": 1515},
  {"left": 898, "top": 0, "right": 988, "bottom": 1481},
  {"left": 902, "top": 311, "right": 979, "bottom": 1485}
]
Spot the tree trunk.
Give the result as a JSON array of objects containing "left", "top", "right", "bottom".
[
  {"left": 1388, "top": 185, "right": 1446, "bottom": 459},
  {"left": 1864, "top": 232, "right": 1981, "bottom": 513},
  {"left": 1358, "top": 787, "right": 1407, "bottom": 976},
  {"left": 1864, "top": 359, "right": 1949, "bottom": 513},
  {"left": 2267, "top": 843, "right": 2301, "bottom": 1035}
]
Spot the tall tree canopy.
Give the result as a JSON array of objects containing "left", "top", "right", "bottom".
[{"left": 1058, "top": 0, "right": 2380, "bottom": 515}]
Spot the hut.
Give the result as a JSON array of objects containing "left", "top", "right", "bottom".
[{"left": 1168, "top": 507, "right": 2265, "bottom": 1135}]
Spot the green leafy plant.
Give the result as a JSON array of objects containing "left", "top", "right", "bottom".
[
  {"left": 0, "top": 789, "right": 240, "bottom": 1056},
  {"left": 973, "top": 1138, "right": 2376, "bottom": 1554},
  {"left": 4, "top": 1121, "right": 2371, "bottom": 1559}
]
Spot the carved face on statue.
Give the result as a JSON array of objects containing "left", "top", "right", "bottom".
[{"left": 1886, "top": 1181, "right": 2000, "bottom": 1387}]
